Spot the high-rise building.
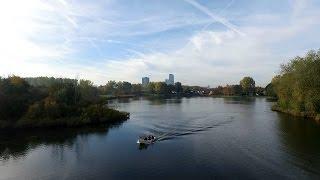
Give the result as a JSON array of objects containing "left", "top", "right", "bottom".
[
  {"left": 169, "top": 74, "right": 174, "bottom": 85},
  {"left": 142, "top": 77, "right": 149, "bottom": 86},
  {"left": 165, "top": 74, "right": 174, "bottom": 85}
]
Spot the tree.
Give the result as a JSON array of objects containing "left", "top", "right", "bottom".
[
  {"left": 154, "top": 82, "right": 168, "bottom": 94},
  {"left": 175, "top": 82, "right": 183, "bottom": 94},
  {"left": 103, "top": 81, "right": 117, "bottom": 95},
  {"left": 78, "top": 79, "right": 99, "bottom": 105},
  {"left": 0, "top": 76, "right": 32, "bottom": 120},
  {"left": 255, "top": 86, "right": 265, "bottom": 96},
  {"left": 132, "top": 84, "right": 142, "bottom": 95},
  {"left": 272, "top": 49, "right": 320, "bottom": 114},
  {"left": 232, "top": 85, "right": 242, "bottom": 95},
  {"left": 147, "top": 82, "right": 156, "bottom": 94},
  {"left": 240, "top": 77, "right": 255, "bottom": 96},
  {"left": 223, "top": 85, "right": 234, "bottom": 96},
  {"left": 167, "top": 84, "right": 175, "bottom": 94},
  {"left": 265, "top": 83, "right": 276, "bottom": 97},
  {"left": 121, "top": 81, "right": 132, "bottom": 94}
]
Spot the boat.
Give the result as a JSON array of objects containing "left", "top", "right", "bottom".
[{"left": 137, "top": 135, "right": 156, "bottom": 144}]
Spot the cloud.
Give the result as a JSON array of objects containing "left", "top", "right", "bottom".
[
  {"left": 87, "top": 1, "right": 320, "bottom": 87},
  {"left": 1, "top": 0, "right": 320, "bottom": 88}
]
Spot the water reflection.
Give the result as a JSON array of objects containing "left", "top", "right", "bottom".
[
  {"left": 222, "top": 96, "right": 256, "bottom": 104},
  {"left": 107, "top": 97, "right": 183, "bottom": 107},
  {"left": 277, "top": 113, "right": 320, "bottom": 175},
  {"left": 138, "top": 143, "right": 151, "bottom": 150},
  {"left": 0, "top": 121, "right": 126, "bottom": 162},
  {"left": 146, "top": 97, "right": 182, "bottom": 105}
]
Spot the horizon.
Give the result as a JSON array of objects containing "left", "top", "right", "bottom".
[{"left": 1, "top": 0, "right": 320, "bottom": 87}]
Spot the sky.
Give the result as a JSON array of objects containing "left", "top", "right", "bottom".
[{"left": 1, "top": 0, "right": 320, "bottom": 87}]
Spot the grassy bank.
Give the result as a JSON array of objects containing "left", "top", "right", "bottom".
[{"left": 272, "top": 104, "right": 320, "bottom": 122}]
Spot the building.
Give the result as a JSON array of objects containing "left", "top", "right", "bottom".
[
  {"left": 165, "top": 74, "right": 174, "bottom": 85},
  {"left": 169, "top": 74, "right": 174, "bottom": 85},
  {"left": 142, "top": 77, "right": 149, "bottom": 86}
]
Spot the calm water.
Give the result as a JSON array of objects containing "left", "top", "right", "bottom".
[{"left": 1, "top": 97, "right": 320, "bottom": 179}]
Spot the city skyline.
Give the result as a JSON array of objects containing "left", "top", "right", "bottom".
[
  {"left": 1, "top": 0, "right": 320, "bottom": 87},
  {"left": 142, "top": 73, "right": 174, "bottom": 86}
]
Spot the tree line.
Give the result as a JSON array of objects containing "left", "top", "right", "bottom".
[
  {"left": 270, "top": 49, "right": 320, "bottom": 120},
  {"left": 209, "top": 77, "right": 264, "bottom": 96},
  {"left": 99, "top": 81, "right": 183, "bottom": 96}
]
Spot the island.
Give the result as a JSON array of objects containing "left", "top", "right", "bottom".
[{"left": 0, "top": 76, "right": 129, "bottom": 129}]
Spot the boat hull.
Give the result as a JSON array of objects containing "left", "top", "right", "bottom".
[{"left": 137, "top": 138, "right": 156, "bottom": 145}]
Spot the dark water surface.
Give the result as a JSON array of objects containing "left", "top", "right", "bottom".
[{"left": 1, "top": 97, "right": 320, "bottom": 179}]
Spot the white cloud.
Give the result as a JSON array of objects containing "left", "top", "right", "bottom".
[{"left": 88, "top": 3, "right": 320, "bottom": 87}]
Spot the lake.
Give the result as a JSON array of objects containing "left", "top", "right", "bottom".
[{"left": 1, "top": 97, "right": 320, "bottom": 179}]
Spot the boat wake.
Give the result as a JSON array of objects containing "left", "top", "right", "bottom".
[{"left": 144, "top": 118, "right": 234, "bottom": 143}]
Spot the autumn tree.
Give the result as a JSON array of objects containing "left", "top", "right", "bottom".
[{"left": 240, "top": 77, "right": 255, "bottom": 96}]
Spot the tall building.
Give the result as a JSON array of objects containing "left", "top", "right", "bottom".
[
  {"left": 165, "top": 74, "right": 174, "bottom": 85},
  {"left": 142, "top": 77, "right": 149, "bottom": 86},
  {"left": 169, "top": 74, "right": 174, "bottom": 85}
]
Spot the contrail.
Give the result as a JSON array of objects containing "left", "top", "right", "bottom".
[
  {"left": 184, "top": 0, "right": 245, "bottom": 36},
  {"left": 218, "top": 0, "right": 235, "bottom": 16},
  {"left": 57, "top": 0, "right": 78, "bottom": 28}
]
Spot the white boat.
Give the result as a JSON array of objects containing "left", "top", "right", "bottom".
[{"left": 137, "top": 135, "right": 156, "bottom": 144}]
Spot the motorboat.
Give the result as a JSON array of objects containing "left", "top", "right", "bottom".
[{"left": 137, "top": 135, "right": 156, "bottom": 144}]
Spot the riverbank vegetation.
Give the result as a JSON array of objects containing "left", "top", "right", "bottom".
[
  {"left": 0, "top": 76, "right": 129, "bottom": 129},
  {"left": 270, "top": 50, "right": 320, "bottom": 121},
  {"left": 209, "top": 77, "right": 264, "bottom": 96}
]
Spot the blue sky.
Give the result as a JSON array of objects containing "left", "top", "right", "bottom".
[{"left": 1, "top": 0, "right": 320, "bottom": 86}]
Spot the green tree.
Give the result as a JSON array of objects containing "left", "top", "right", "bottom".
[
  {"left": 0, "top": 76, "right": 32, "bottom": 120},
  {"left": 255, "top": 86, "right": 265, "bottom": 96},
  {"left": 175, "top": 82, "right": 183, "bottom": 94},
  {"left": 232, "top": 85, "right": 242, "bottom": 95},
  {"left": 265, "top": 83, "right": 276, "bottom": 97},
  {"left": 240, "top": 77, "right": 255, "bottom": 96},
  {"left": 132, "top": 84, "right": 142, "bottom": 94},
  {"left": 104, "top": 81, "right": 117, "bottom": 95},
  {"left": 167, "top": 84, "right": 175, "bottom": 94},
  {"left": 272, "top": 49, "right": 320, "bottom": 114},
  {"left": 78, "top": 80, "right": 99, "bottom": 105},
  {"left": 154, "top": 82, "right": 168, "bottom": 94},
  {"left": 121, "top": 81, "right": 132, "bottom": 94},
  {"left": 147, "top": 82, "right": 156, "bottom": 94}
]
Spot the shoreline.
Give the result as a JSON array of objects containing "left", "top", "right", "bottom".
[
  {"left": 271, "top": 105, "right": 320, "bottom": 122},
  {"left": 0, "top": 108, "right": 130, "bottom": 130}
]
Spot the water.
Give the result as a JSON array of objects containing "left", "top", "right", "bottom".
[{"left": 1, "top": 97, "right": 320, "bottom": 179}]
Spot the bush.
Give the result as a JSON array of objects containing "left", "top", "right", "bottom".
[{"left": 81, "top": 104, "right": 129, "bottom": 123}]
